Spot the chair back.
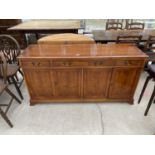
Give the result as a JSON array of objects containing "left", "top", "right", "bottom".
[
  {"left": 0, "top": 34, "right": 21, "bottom": 64},
  {"left": 116, "top": 35, "right": 142, "bottom": 45},
  {"left": 0, "top": 53, "right": 7, "bottom": 83},
  {"left": 144, "top": 36, "right": 155, "bottom": 52},
  {"left": 126, "top": 20, "right": 145, "bottom": 30},
  {"left": 106, "top": 19, "right": 123, "bottom": 30}
]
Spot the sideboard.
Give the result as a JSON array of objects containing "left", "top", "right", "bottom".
[{"left": 18, "top": 44, "right": 148, "bottom": 105}]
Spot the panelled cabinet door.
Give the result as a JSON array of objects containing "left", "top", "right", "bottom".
[
  {"left": 108, "top": 68, "right": 139, "bottom": 99},
  {"left": 83, "top": 68, "right": 112, "bottom": 99},
  {"left": 24, "top": 69, "right": 54, "bottom": 99},
  {"left": 52, "top": 68, "right": 82, "bottom": 98}
]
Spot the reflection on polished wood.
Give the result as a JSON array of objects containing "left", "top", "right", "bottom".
[
  {"left": 93, "top": 29, "right": 155, "bottom": 42},
  {"left": 18, "top": 44, "right": 148, "bottom": 105}
]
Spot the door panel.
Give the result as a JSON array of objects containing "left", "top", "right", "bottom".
[
  {"left": 83, "top": 68, "right": 112, "bottom": 99},
  {"left": 108, "top": 68, "right": 138, "bottom": 99},
  {"left": 52, "top": 68, "right": 82, "bottom": 98},
  {"left": 24, "top": 69, "right": 54, "bottom": 99}
]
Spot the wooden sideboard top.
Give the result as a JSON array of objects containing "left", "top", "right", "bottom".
[{"left": 19, "top": 44, "right": 148, "bottom": 59}]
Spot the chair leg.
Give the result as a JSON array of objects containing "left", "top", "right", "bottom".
[
  {"left": 138, "top": 76, "right": 152, "bottom": 104},
  {"left": 0, "top": 108, "right": 13, "bottom": 128},
  {"left": 11, "top": 76, "right": 23, "bottom": 100},
  {"left": 5, "top": 98, "right": 13, "bottom": 114},
  {"left": 5, "top": 87, "right": 21, "bottom": 104},
  {"left": 15, "top": 74, "right": 19, "bottom": 82},
  {"left": 7, "top": 78, "right": 12, "bottom": 84},
  {"left": 18, "top": 68, "right": 24, "bottom": 77},
  {"left": 144, "top": 85, "right": 155, "bottom": 116}
]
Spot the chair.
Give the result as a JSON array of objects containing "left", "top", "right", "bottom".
[
  {"left": 138, "top": 36, "right": 155, "bottom": 116},
  {"left": 125, "top": 20, "right": 145, "bottom": 30},
  {"left": 0, "top": 53, "right": 21, "bottom": 127},
  {"left": 143, "top": 36, "right": 155, "bottom": 52},
  {"left": 0, "top": 34, "right": 24, "bottom": 99},
  {"left": 116, "top": 35, "right": 142, "bottom": 45},
  {"left": 138, "top": 64, "right": 155, "bottom": 116},
  {"left": 106, "top": 19, "right": 123, "bottom": 30},
  {"left": 141, "top": 36, "right": 155, "bottom": 70}
]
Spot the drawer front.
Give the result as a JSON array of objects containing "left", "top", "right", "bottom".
[
  {"left": 52, "top": 59, "right": 114, "bottom": 67},
  {"left": 21, "top": 60, "right": 50, "bottom": 68},
  {"left": 115, "top": 60, "right": 143, "bottom": 67}
]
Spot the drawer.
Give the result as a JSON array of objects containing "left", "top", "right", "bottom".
[
  {"left": 52, "top": 60, "right": 88, "bottom": 67},
  {"left": 52, "top": 59, "right": 114, "bottom": 67},
  {"left": 115, "top": 60, "right": 143, "bottom": 66},
  {"left": 89, "top": 60, "right": 114, "bottom": 66},
  {"left": 21, "top": 60, "right": 50, "bottom": 68}
]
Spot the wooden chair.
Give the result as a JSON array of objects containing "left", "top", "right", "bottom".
[
  {"left": 125, "top": 20, "right": 145, "bottom": 30},
  {"left": 138, "top": 36, "right": 155, "bottom": 116},
  {"left": 143, "top": 36, "right": 155, "bottom": 52},
  {"left": 141, "top": 36, "right": 155, "bottom": 70},
  {"left": 106, "top": 19, "right": 123, "bottom": 30},
  {"left": 116, "top": 35, "right": 142, "bottom": 45},
  {"left": 138, "top": 64, "right": 155, "bottom": 116},
  {"left": 0, "top": 53, "right": 21, "bottom": 127},
  {"left": 0, "top": 34, "right": 24, "bottom": 99}
]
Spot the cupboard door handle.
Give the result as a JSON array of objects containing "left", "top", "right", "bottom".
[{"left": 38, "top": 62, "right": 40, "bottom": 66}]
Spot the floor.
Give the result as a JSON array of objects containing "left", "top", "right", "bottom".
[{"left": 0, "top": 72, "right": 155, "bottom": 135}]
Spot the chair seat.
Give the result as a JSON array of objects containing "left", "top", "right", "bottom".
[
  {"left": 148, "top": 64, "right": 155, "bottom": 74},
  {"left": 146, "top": 52, "right": 155, "bottom": 61},
  {"left": 0, "top": 63, "right": 19, "bottom": 78},
  {"left": 7, "top": 64, "right": 19, "bottom": 77},
  {"left": 0, "top": 80, "right": 7, "bottom": 94}
]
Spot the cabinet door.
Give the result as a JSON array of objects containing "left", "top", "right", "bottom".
[
  {"left": 108, "top": 68, "right": 139, "bottom": 99},
  {"left": 52, "top": 68, "right": 82, "bottom": 98},
  {"left": 83, "top": 68, "right": 112, "bottom": 99},
  {"left": 24, "top": 69, "right": 54, "bottom": 99}
]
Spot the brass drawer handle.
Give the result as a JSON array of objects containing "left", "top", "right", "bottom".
[
  {"left": 32, "top": 62, "right": 35, "bottom": 66},
  {"left": 31, "top": 62, "right": 41, "bottom": 66},
  {"left": 63, "top": 62, "right": 71, "bottom": 66},
  {"left": 125, "top": 61, "right": 129, "bottom": 65},
  {"left": 125, "top": 61, "right": 137, "bottom": 65},
  {"left": 94, "top": 61, "right": 104, "bottom": 66}
]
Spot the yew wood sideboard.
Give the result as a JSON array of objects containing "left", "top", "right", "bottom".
[{"left": 18, "top": 44, "right": 148, "bottom": 105}]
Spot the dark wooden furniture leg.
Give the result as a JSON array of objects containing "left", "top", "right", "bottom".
[
  {"left": 0, "top": 108, "right": 13, "bottom": 128},
  {"left": 138, "top": 76, "right": 152, "bottom": 104},
  {"left": 5, "top": 88, "right": 21, "bottom": 104},
  {"left": 11, "top": 76, "right": 23, "bottom": 100},
  {"left": 144, "top": 85, "right": 155, "bottom": 116}
]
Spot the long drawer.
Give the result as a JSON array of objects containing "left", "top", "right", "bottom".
[
  {"left": 20, "top": 59, "right": 144, "bottom": 68},
  {"left": 20, "top": 59, "right": 50, "bottom": 68},
  {"left": 52, "top": 59, "right": 114, "bottom": 67}
]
